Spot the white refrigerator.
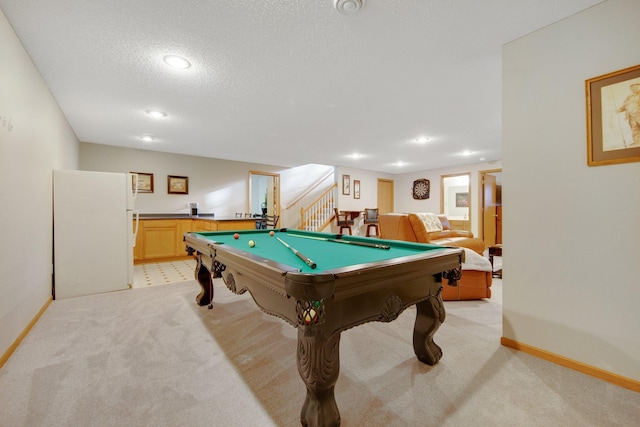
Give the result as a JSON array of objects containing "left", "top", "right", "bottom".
[{"left": 53, "top": 169, "right": 139, "bottom": 299}]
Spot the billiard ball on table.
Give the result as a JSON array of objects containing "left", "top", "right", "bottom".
[
  {"left": 233, "top": 233, "right": 240, "bottom": 239},
  {"left": 248, "top": 240, "right": 255, "bottom": 248}
]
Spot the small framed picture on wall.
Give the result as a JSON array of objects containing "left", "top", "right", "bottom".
[
  {"left": 353, "top": 180, "right": 360, "bottom": 199},
  {"left": 131, "top": 172, "right": 154, "bottom": 193},
  {"left": 342, "top": 174, "right": 350, "bottom": 195},
  {"left": 168, "top": 175, "right": 189, "bottom": 194}
]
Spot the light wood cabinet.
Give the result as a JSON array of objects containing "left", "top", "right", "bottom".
[
  {"left": 192, "top": 219, "right": 213, "bottom": 232},
  {"left": 133, "top": 220, "right": 144, "bottom": 262},
  {"left": 176, "top": 219, "right": 193, "bottom": 257},
  {"left": 143, "top": 220, "right": 177, "bottom": 260},
  {"left": 449, "top": 219, "right": 470, "bottom": 232},
  {"left": 134, "top": 218, "right": 257, "bottom": 263},
  {"left": 217, "top": 218, "right": 256, "bottom": 230},
  {"left": 192, "top": 218, "right": 257, "bottom": 232}
]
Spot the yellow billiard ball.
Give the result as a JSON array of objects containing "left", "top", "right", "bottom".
[{"left": 248, "top": 240, "right": 255, "bottom": 248}]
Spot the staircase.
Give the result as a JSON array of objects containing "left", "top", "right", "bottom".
[{"left": 299, "top": 183, "right": 338, "bottom": 231}]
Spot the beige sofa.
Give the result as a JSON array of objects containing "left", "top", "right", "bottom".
[{"left": 379, "top": 213, "right": 492, "bottom": 300}]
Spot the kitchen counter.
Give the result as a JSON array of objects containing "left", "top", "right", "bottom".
[
  {"left": 133, "top": 215, "right": 261, "bottom": 264},
  {"left": 138, "top": 213, "right": 233, "bottom": 220}
]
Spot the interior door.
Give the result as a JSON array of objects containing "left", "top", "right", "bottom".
[
  {"left": 377, "top": 179, "right": 394, "bottom": 214},
  {"left": 482, "top": 173, "right": 497, "bottom": 246}
]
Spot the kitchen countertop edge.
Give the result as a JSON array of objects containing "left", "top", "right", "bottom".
[{"left": 138, "top": 214, "right": 255, "bottom": 221}]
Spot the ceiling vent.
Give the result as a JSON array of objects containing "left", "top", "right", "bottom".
[{"left": 334, "top": 0, "right": 364, "bottom": 15}]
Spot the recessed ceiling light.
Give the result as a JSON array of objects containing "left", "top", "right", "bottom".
[
  {"left": 140, "top": 135, "right": 156, "bottom": 142},
  {"left": 349, "top": 153, "right": 363, "bottom": 159},
  {"left": 461, "top": 150, "right": 474, "bottom": 156},
  {"left": 146, "top": 110, "right": 167, "bottom": 118},
  {"left": 334, "top": 0, "right": 364, "bottom": 15},
  {"left": 393, "top": 161, "right": 407, "bottom": 167},
  {"left": 413, "top": 136, "right": 432, "bottom": 144},
  {"left": 163, "top": 55, "right": 191, "bottom": 69}
]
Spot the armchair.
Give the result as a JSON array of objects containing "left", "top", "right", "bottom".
[{"left": 363, "top": 208, "right": 379, "bottom": 237}]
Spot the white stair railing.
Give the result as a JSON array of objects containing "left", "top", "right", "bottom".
[{"left": 299, "top": 183, "right": 338, "bottom": 231}]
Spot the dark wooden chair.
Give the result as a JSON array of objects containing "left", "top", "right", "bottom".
[
  {"left": 334, "top": 208, "right": 354, "bottom": 235},
  {"left": 363, "top": 208, "right": 379, "bottom": 237},
  {"left": 265, "top": 214, "right": 279, "bottom": 229}
]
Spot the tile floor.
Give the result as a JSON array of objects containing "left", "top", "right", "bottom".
[{"left": 132, "top": 259, "right": 197, "bottom": 288}]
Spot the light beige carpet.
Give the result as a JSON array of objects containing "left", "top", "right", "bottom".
[{"left": 1, "top": 267, "right": 638, "bottom": 426}]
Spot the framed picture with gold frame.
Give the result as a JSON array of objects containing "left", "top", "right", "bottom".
[
  {"left": 168, "top": 175, "right": 189, "bottom": 194},
  {"left": 131, "top": 172, "right": 154, "bottom": 193},
  {"left": 586, "top": 64, "right": 640, "bottom": 166},
  {"left": 353, "top": 180, "right": 360, "bottom": 199},
  {"left": 342, "top": 174, "right": 350, "bottom": 195}
]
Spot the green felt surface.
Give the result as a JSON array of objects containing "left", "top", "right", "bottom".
[{"left": 193, "top": 229, "right": 447, "bottom": 273}]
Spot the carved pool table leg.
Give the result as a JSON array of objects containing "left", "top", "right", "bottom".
[
  {"left": 194, "top": 256, "right": 213, "bottom": 306},
  {"left": 297, "top": 328, "right": 342, "bottom": 427},
  {"left": 412, "top": 293, "right": 446, "bottom": 365}
]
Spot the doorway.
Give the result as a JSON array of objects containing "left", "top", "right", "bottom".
[
  {"left": 480, "top": 169, "right": 502, "bottom": 246},
  {"left": 440, "top": 173, "right": 471, "bottom": 231},
  {"left": 249, "top": 171, "right": 280, "bottom": 217},
  {"left": 377, "top": 179, "right": 394, "bottom": 214}
]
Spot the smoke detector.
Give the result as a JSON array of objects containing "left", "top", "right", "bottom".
[{"left": 334, "top": 0, "right": 364, "bottom": 15}]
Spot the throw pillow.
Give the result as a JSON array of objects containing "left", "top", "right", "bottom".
[
  {"left": 437, "top": 214, "right": 451, "bottom": 230},
  {"left": 415, "top": 213, "right": 443, "bottom": 233}
]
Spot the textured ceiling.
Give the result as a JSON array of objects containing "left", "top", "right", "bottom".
[{"left": 0, "top": 0, "right": 602, "bottom": 173}]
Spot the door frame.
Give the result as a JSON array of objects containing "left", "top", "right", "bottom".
[
  {"left": 478, "top": 168, "right": 502, "bottom": 242},
  {"left": 376, "top": 178, "right": 394, "bottom": 214},
  {"left": 249, "top": 171, "right": 280, "bottom": 217},
  {"left": 440, "top": 172, "right": 471, "bottom": 230}
]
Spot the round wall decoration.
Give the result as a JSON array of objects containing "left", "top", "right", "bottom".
[{"left": 412, "top": 179, "right": 430, "bottom": 199}]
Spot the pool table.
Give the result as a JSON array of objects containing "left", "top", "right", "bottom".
[{"left": 184, "top": 229, "right": 463, "bottom": 427}]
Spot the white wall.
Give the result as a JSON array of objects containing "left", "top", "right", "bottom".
[
  {"left": 332, "top": 166, "right": 395, "bottom": 234},
  {"left": 80, "top": 146, "right": 391, "bottom": 233},
  {"left": 394, "top": 160, "right": 502, "bottom": 236},
  {"left": 335, "top": 166, "right": 395, "bottom": 212},
  {"left": 0, "top": 9, "right": 79, "bottom": 358},
  {"left": 80, "top": 142, "right": 284, "bottom": 216},
  {"left": 80, "top": 143, "right": 336, "bottom": 229},
  {"left": 503, "top": 0, "right": 639, "bottom": 381},
  {"left": 335, "top": 163, "right": 505, "bottom": 236}
]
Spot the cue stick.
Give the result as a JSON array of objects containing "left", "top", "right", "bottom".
[
  {"left": 287, "top": 233, "right": 391, "bottom": 250},
  {"left": 276, "top": 237, "right": 317, "bottom": 269}
]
